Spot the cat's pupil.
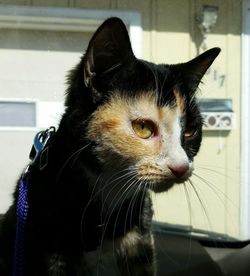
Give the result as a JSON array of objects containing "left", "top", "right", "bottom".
[
  {"left": 132, "top": 119, "right": 155, "bottom": 139},
  {"left": 184, "top": 129, "right": 196, "bottom": 138}
]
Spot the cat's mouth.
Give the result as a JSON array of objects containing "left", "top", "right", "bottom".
[
  {"left": 136, "top": 164, "right": 193, "bottom": 193},
  {"left": 147, "top": 173, "right": 193, "bottom": 192}
]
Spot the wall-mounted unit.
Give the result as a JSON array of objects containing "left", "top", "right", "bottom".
[{"left": 199, "top": 99, "right": 235, "bottom": 130}]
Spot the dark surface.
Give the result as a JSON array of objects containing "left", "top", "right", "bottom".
[
  {"left": 218, "top": 243, "right": 250, "bottom": 276},
  {"left": 155, "top": 232, "right": 224, "bottom": 276},
  {"left": 2, "top": 212, "right": 249, "bottom": 275}
]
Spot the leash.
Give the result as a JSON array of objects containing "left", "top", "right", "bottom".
[{"left": 13, "top": 127, "right": 56, "bottom": 276}]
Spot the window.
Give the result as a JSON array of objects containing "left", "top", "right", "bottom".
[{"left": 0, "top": 101, "right": 36, "bottom": 127}]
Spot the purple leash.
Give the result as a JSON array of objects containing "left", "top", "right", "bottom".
[
  {"left": 13, "top": 173, "right": 29, "bottom": 276},
  {"left": 12, "top": 127, "right": 56, "bottom": 276}
]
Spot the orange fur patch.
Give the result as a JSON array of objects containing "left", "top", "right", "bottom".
[
  {"left": 158, "top": 108, "right": 164, "bottom": 121},
  {"left": 87, "top": 92, "right": 161, "bottom": 159},
  {"left": 86, "top": 91, "right": 179, "bottom": 163},
  {"left": 100, "top": 119, "right": 119, "bottom": 130},
  {"left": 174, "top": 88, "right": 186, "bottom": 114}
]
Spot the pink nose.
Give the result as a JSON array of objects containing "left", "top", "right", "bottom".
[{"left": 168, "top": 163, "right": 189, "bottom": 178}]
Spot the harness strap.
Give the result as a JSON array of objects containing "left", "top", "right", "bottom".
[
  {"left": 13, "top": 174, "right": 29, "bottom": 276},
  {"left": 13, "top": 126, "right": 56, "bottom": 276}
]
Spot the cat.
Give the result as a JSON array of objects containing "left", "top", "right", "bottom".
[{"left": 0, "top": 17, "right": 220, "bottom": 276}]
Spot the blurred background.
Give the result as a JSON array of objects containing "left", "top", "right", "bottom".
[{"left": 0, "top": 0, "right": 248, "bottom": 241}]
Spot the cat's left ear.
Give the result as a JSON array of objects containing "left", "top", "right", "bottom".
[
  {"left": 180, "top": 47, "right": 221, "bottom": 93},
  {"left": 83, "top": 17, "right": 135, "bottom": 99}
]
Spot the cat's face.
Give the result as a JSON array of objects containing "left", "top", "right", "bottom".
[
  {"left": 87, "top": 89, "right": 199, "bottom": 192},
  {"left": 66, "top": 18, "right": 220, "bottom": 193}
]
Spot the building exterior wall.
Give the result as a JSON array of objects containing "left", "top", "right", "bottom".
[{"left": 0, "top": 0, "right": 242, "bottom": 238}]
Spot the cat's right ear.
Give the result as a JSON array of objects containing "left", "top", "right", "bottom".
[
  {"left": 83, "top": 17, "right": 135, "bottom": 100},
  {"left": 179, "top": 47, "right": 221, "bottom": 94}
]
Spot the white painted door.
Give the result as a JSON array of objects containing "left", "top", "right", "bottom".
[
  {"left": 0, "top": 29, "right": 91, "bottom": 213},
  {"left": 0, "top": 29, "right": 91, "bottom": 101},
  {"left": 241, "top": 0, "right": 250, "bottom": 239}
]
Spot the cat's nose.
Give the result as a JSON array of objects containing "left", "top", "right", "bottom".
[{"left": 168, "top": 163, "right": 189, "bottom": 178}]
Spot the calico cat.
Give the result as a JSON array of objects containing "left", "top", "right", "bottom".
[{"left": 0, "top": 18, "right": 220, "bottom": 276}]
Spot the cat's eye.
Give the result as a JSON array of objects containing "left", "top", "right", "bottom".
[
  {"left": 184, "top": 129, "right": 196, "bottom": 139},
  {"left": 132, "top": 119, "right": 155, "bottom": 139}
]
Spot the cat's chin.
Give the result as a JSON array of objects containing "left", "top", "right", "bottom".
[{"left": 148, "top": 175, "right": 191, "bottom": 193}]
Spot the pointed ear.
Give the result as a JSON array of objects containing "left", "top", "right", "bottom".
[
  {"left": 83, "top": 17, "right": 135, "bottom": 90},
  {"left": 180, "top": 47, "right": 221, "bottom": 93}
]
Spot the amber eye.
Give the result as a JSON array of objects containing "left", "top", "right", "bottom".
[
  {"left": 184, "top": 129, "right": 196, "bottom": 139},
  {"left": 132, "top": 119, "right": 155, "bottom": 139}
]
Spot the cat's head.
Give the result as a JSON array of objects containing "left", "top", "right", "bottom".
[{"left": 66, "top": 18, "right": 220, "bottom": 193}]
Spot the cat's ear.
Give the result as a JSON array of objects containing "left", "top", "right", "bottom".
[
  {"left": 180, "top": 47, "right": 221, "bottom": 93},
  {"left": 83, "top": 17, "right": 135, "bottom": 97}
]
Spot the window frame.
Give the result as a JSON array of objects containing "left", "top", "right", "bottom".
[{"left": 0, "top": 5, "right": 142, "bottom": 58}]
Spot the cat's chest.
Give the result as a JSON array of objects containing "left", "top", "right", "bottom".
[{"left": 81, "top": 240, "right": 119, "bottom": 275}]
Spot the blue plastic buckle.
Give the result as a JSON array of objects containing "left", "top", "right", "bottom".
[{"left": 30, "top": 126, "right": 56, "bottom": 170}]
